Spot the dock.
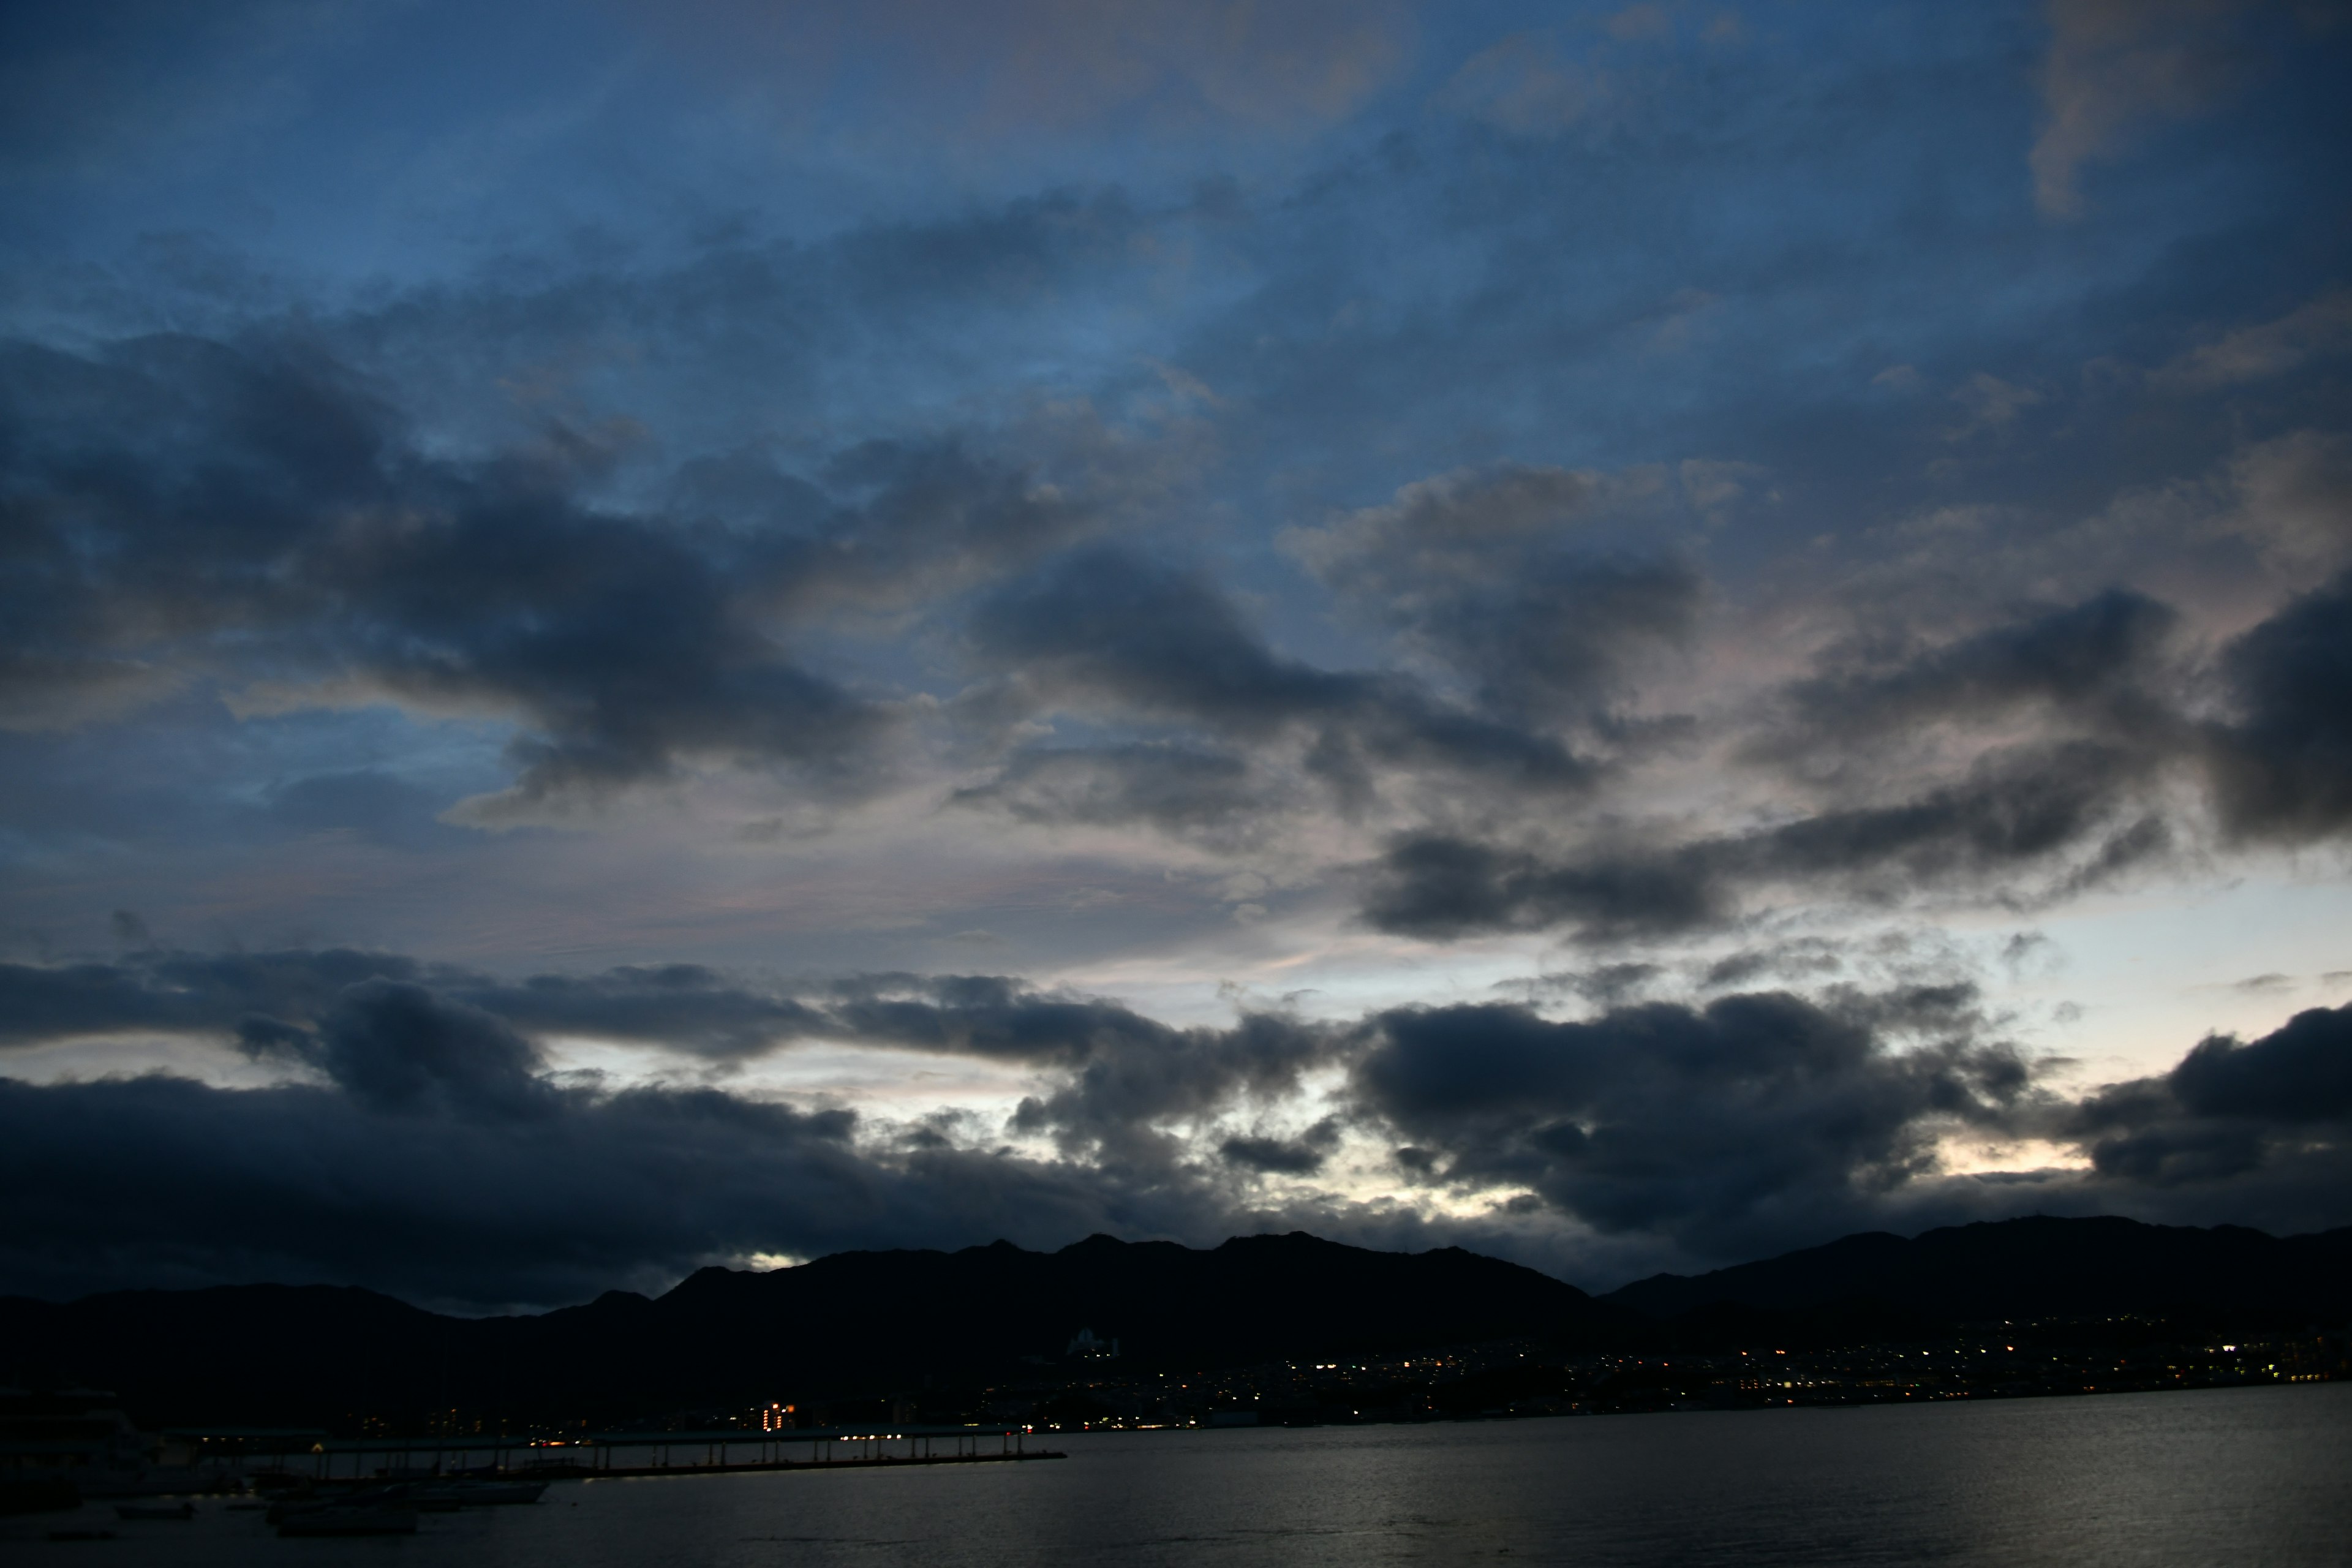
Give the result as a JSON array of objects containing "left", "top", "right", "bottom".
[
  {"left": 172, "top": 1425, "right": 1063, "bottom": 1486},
  {"left": 571, "top": 1425, "right": 1063, "bottom": 1479}
]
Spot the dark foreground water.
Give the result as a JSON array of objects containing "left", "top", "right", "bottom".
[{"left": 11, "top": 1385, "right": 2349, "bottom": 1566}]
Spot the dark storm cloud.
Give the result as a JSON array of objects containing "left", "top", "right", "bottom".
[
  {"left": 1360, "top": 832, "right": 1724, "bottom": 941},
  {"left": 960, "top": 546, "right": 1593, "bottom": 827},
  {"left": 0, "top": 329, "right": 1110, "bottom": 812},
  {"left": 3, "top": 0, "right": 2351, "bottom": 1313},
  {"left": 2035, "top": 1001, "right": 2352, "bottom": 1240},
  {"left": 1752, "top": 741, "right": 2171, "bottom": 891},
  {"left": 0, "top": 946, "right": 2346, "bottom": 1303},
  {"left": 1005, "top": 1009, "right": 1331, "bottom": 1161},
  {"left": 968, "top": 546, "right": 1365, "bottom": 733},
  {"left": 0, "top": 948, "right": 842, "bottom": 1060},
  {"left": 0, "top": 951, "right": 1340, "bottom": 1161},
  {"left": 1364, "top": 743, "right": 2173, "bottom": 941},
  {"left": 1284, "top": 464, "right": 1705, "bottom": 724},
  {"left": 0, "top": 949, "right": 1340, "bottom": 1096},
  {"left": 236, "top": 979, "right": 554, "bottom": 1122},
  {"left": 1349, "top": 989, "right": 2039, "bottom": 1252},
  {"left": 2205, "top": 568, "right": 2352, "bottom": 842},
  {"left": 2168, "top": 1006, "right": 2352, "bottom": 1121},
  {"left": 466, "top": 967, "right": 829, "bottom": 1059},
  {"left": 823, "top": 971, "right": 1177, "bottom": 1064},
  {"left": 2067, "top": 1003, "right": 2352, "bottom": 1188},
  {"left": 1761, "top": 589, "right": 2184, "bottom": 763},
  {"left": 816, "top": 973, "right": 1335, "bottom": 1158},
  {"left": 1356, "top": 586, "right": 2234, "bottom": 942},
  {"left": 0, "top": 947, "right": 438, "bottom": 1046},
  {"left": 0, "top": 1069, "right": 1133, "bottom": 1310},
  {"left": 0, "top": 952, "right": 1348, "bottom": 1303},
  {"left": 1219, "top": 1118, "right": 1341, "bottom": 1177}
]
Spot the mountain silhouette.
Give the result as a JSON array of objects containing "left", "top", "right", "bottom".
[
  {"left": 7, "top": 1218, "right": 2345, "bottom": 1430},
  {"left": 0, "top": 1232, "right": 1606, "bottom": 1427},
  {"left": 1602, "top": 1215, "right": 2352, "bottom": 1322}
]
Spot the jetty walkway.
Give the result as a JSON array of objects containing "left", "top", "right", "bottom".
[{"left": 175, "top": 1425, "right": 1062, "bottom": 1485}]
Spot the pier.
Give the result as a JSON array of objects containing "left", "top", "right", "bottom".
[
  {"left": 173, "top": 1425, "right": 1063, "bottom": 1486},
  {"left": 573, "top": 1425, "right": 1058, "bottom": 1478}
]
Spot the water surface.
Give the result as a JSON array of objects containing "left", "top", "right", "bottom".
[{"left": 13, "top": 1384, "right": 2349, "bottom": 1566}]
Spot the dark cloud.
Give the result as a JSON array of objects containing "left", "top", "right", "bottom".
[
  {"left": 2169, "top": 1006, "right": 2352, "bottom": 1122},
  {"left": 0, "top": 943, "right": 2347, "bottom": 1303},
  {"left": 1363, "top": 774, "right": 2172, "bottom": 943},
  {"left": 1758, "top": 589, "right": 2183, "bottom": 771},
  {"left": 0, "top": 951, "right": 1339, "bottom": 1104},
  {"left": 1360, "top": 832, "right": 1723, "bottom": 941},
  {"left": 956, "top": 545, "right": 1599, "bottom": 833},
  {"left": 1351, "top": 989, "right": 2040, "bottom": 1254},
  {"left": 2206, "top": 568, "right": 2352, "bottom": 842},
  {"left": 0, "top": 947, "right": 434, "bottom": 1047},
  {"left": 1346, "top": 579, "right": 2352, "bottom": 943},
  {"left": 238, "top": 979, "right": 553, "bottom": 1122},
  {"left": 2, "top": 2, "right": 2350, "bottom": 1315},
  {"left": 687, "top": 436, "right": 1106, "bottom": 619},
  {"left": 1363, "top": 606, "right": 2185, "bottom": 941},
  {"left": 0, "top": 957, "right": 1340, "bottom": 1306},
  {"left": 0, "top": 947, "right": 830, "bottom": 1063},
  {"left": 1219, "top": 1118, "right": 1342, "bottom": 1176},
  {"left": 0, "top": 331, "right": 1116, "bottom": 814},
  {"left": 1749, "top": 741, "right": 2169, "bottom": 892},
  {"left": 968, "top": 546, "right": 1358, "bottom": 732},
  {"left": 461, "top": 967, "right": 828, "bottom": 1060},
  {"left": 0, "top": 1068, "right": 1118, "bottom": 1310},
  {"left": 0, "top": 951, "right": 1341, "bottom": 1177},
  {"left": 1005, "top": 1008, "right": 1332, "bottom": 1162},
  {"left": 1285, "top": 464, "right": 1704, "bottom": 723},
  {"left": 820, "top": 973, "right": 1333, "bottom": 1153},
  {"left": 2065, "top": 1003, "right": 2352, "bottom": 1206}
]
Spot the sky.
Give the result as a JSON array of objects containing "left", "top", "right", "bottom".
[{"left": 2, "top": 0, "right": 2349, "bottom": 1314}]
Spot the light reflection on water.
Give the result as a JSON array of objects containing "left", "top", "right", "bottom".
[{"left": 12, "top": 1384, "right": 2349, "bottom": 1566}]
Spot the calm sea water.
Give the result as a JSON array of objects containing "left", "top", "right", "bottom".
[{"left": 12, "top": 1384, "right": 2349, "bottom": 1566}]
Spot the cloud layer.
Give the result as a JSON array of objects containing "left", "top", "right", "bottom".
[
  {"left": 2, "top": 1, "right": 2348, "bottom": 1305},
  {"left": 4, "top": 947, "right": 2346, "bottom": 1307}
]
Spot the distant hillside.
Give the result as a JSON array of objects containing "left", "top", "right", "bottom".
[
  {"left": 1603, "top": 1216, "right": 2352, "bottom": 1323},
  {"left": 0, "top": 1232, "right": 1608, "bottom": 1427},
  {"left": 9, "top": 1218, "right": 2344, "bottom": 1430}
]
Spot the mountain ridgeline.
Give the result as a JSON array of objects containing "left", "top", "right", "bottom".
[
  {"left": 0, "top": 1232, "right": 1596, "bottom": 1427},
  {"left": 3, "top": 1218, "right": 2346, "bottom": 1429},
  {"left": 1600, "top": 1215, "right": 2352, "bottom": 1322}
]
